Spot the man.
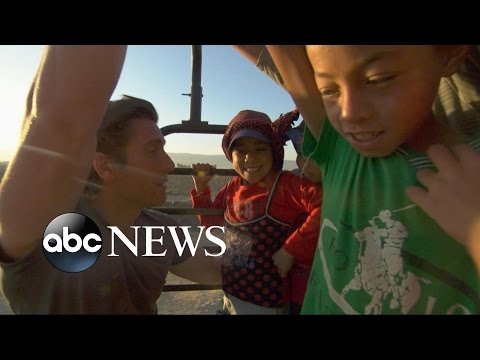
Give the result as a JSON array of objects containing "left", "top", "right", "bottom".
[{"left": 0, "top": 45, "right": 221, "bottom": 314}]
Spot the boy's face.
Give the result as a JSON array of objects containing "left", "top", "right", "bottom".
[
  {"left": 231, "top": 137, "right": 273, "bottom": 185},
  {"left": 108, "top": 117, "right": 175, "bottom": 207},
  {"left": 306, "top": 45, "right": 444, "bottom": 157}
]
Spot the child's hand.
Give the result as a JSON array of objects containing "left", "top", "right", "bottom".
[
  {"left": 272, "top": 246, "right": 294, "bottom": 277},
  {"left": 406, "top": 144, "right": 480, "bottom": 251},
  {"left": 191, "top": 163, "right": 216, "bottom": 193}
]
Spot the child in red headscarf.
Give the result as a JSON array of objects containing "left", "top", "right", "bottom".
[{"left": 190, "top": 109, "right": 322, "bottom": 314}]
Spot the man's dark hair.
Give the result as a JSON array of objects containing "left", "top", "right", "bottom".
[{"left": 84, "top": 95, "right": 158, "bottom": 197}]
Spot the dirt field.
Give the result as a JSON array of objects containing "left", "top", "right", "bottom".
[
  {"left": 0, "top": 272, "right": 222, "bottom": 315},
  {"left": 156, "top": 273, "right": 223, "bottom": 315}
]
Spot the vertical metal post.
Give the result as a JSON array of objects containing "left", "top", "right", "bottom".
[
  {"left": 190, "top": 45, "right": 203, "bottom": 124},
  {"left": 167, "top": 45, "right": 225, "bottom": 134}
]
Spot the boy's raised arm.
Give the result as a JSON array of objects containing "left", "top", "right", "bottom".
[
  {"left": 0, "top": 45, "right": 127, "bottom": 260},
  {"left": 266, "top": 45, "right": 326, "bottom": 141}
]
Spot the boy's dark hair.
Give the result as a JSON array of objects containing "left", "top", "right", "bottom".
[{"left": 84, "top": 95, "right": 158, "bottom": 197}]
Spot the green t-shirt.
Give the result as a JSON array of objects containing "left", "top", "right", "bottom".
[{"left": 301, "top": 120, "right": 480, "bottom": 314}]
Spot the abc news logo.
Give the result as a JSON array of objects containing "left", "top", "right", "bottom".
[{"left": 43, "top": 213, "right": 225, "bottom": 273}]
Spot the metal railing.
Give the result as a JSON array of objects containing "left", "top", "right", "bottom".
[
  {"left": 157, "top": 45, "right": 228, "bottom": 293},
  {"left": 153, "top": 166, "right": 229, "bottom": 292}
]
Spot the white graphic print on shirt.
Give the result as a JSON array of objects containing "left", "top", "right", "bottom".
[{"left": 317, "top": 207, "right": 474, "bottom": 314}]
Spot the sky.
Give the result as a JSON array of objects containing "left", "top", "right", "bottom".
[{"left": 0, "top": 45, "right": 298, "bottom": 162}]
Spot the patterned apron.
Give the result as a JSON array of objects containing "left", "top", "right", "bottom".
[{"left": 222, "top": 172, "right": 291, "bottom": 308}]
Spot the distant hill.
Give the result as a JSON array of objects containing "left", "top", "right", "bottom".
[
  {"left": 0, "top": 153, "right": 297, "bottom": 183},
  {"left": 0, "top": 154, "right": 299, "bottom": 230},
  {"left": 169, "top": 153, "right": 297, "bottom": 171}
]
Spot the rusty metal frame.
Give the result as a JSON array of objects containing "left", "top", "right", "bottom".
[{"left": 157, "top": 45, "right": 229, "bottom": 294}]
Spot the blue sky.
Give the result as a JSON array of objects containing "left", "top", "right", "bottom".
[{"left": 0, "top": 45, "right": 297, "bottom": 162}]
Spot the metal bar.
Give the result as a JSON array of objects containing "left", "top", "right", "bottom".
[
  {"left": 163, "top": 284, "right": 222, "bottom": 292},
  {"left": 161, "top": 123, "right": 227, "bottom": 136},
  {"left": 152, "top": 47, "right": 226, "bottom": 296},
  {"left": 190, "top": 45, "right": 203, "bottom": 124},
  {"left": 153, "top": 207, "right": 223, "bottom": 216},
  {"left": 171, "top": 168, "right": 235, "bottom": 176},
  {"left": 163, "top": 45, "right": 230, "bottom": 137}
]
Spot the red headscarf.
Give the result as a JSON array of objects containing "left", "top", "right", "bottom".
[{"left": 222, "top": 109, "right": 299, "bottom": 170}]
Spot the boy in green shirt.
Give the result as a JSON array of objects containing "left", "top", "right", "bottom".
[{"left": 267, "top": 45, "right": 479, "bottom": 314}]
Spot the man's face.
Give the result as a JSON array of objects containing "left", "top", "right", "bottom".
[
  {"left": 306, "top": 45, "right": 444, "bottom": 157},
  {"left": 110, "top": 117, "right": 175, "bottom": 207}
]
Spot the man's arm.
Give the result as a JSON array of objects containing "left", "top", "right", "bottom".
[
  {"left": 0, "top": 45, "right": 127, "bottom": 260},
  {"left": 234, "top": 45, "right": 326, "bottom": 140},
  {"left": 170, "top": 255, "right": 222, "bottom": 285},
  {"left": 232, "top": 45, "right": 264, "bottom": 64},
  {"left": 266, "top": 46, "right": 326, "bottom": 141},
  {"left": 233, "top": 45, "right": 286, "bottom": 90}
]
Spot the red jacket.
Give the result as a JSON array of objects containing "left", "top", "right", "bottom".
[{"left": 191, "top": 170, "right": 322, "bottom": 265}]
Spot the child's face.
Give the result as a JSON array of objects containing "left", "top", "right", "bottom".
[
  {"left": 231, "top": 137, "right": 273, "bottom": 185},
  {"left": 306, "top": 45, "right": 446, "bottom": 157}
]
